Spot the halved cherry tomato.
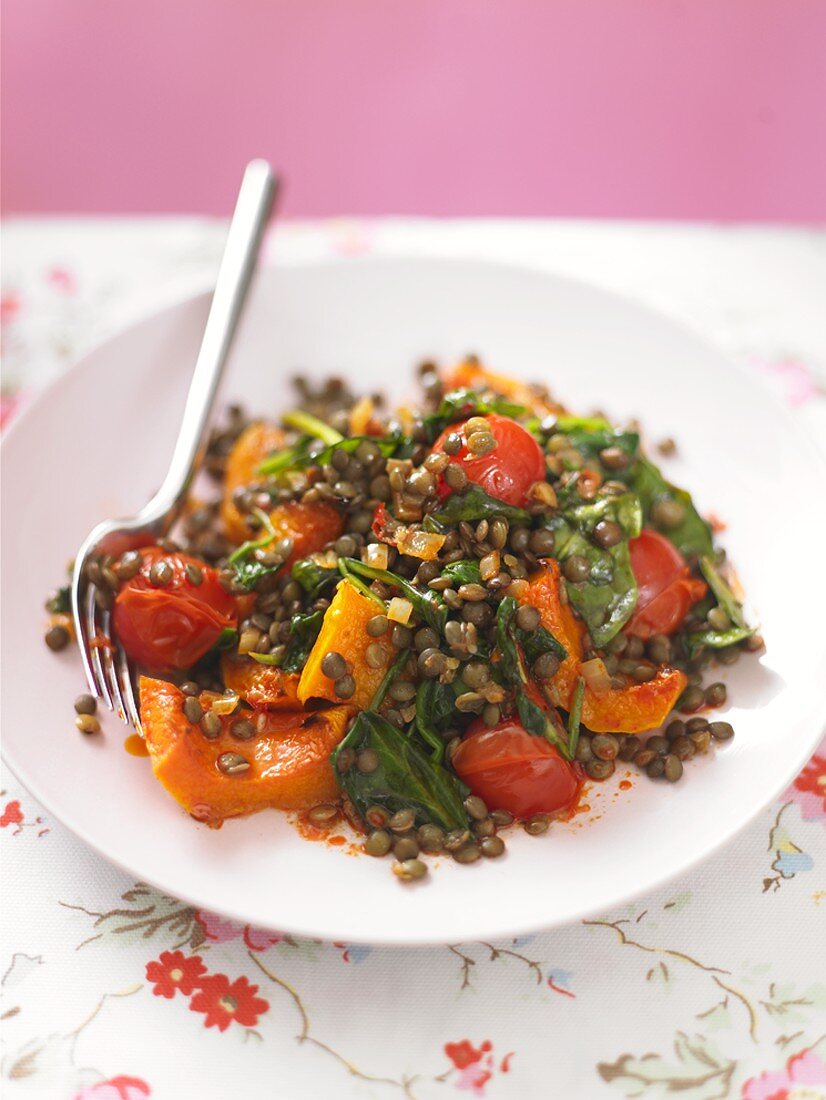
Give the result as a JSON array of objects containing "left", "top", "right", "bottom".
[
  {"left": 626, "top": 529, "right": 707, "bottom": 639},
  {"left": 431, "top": 414, "right": 546, "bottom": 507},
  {"left": 452, "top": 718, "right": 582, "bottom": 819},
  {"left": 112, "top": 548, "right": 238, "bottom": 671}
]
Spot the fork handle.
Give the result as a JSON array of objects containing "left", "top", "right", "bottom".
[{"left": 141, "top": 160, "right": 277, "bottom": 526}]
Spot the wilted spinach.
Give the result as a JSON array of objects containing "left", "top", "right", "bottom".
[
  {"left": 340, "top": 557, "right": 447, "bottom": 631},
  {"left": 415, "top": 680, "right": 456, "bottom": 762},
  {"left": 430, "top": 484, "right": 531, "bottom": 526},
  {"left": 684, "top": 555, "right": 756, "bottom": 654},
  {"left": 496, "top": 597, "right": 572, "bottom": 758},
  {"left": 555, "top": 415, "right": 640, "bottom": 465},
  {"left": 623, "top": 455, "right": 713, "bottom": 560},
  {"left": 46, "top": 586, "right": 71, "bottom": 614},
  {"left": 331, "top": 710, "right": 470, "bottom": 831},
  {"left": 422, "top": 388, "right": 526, "bottom": 441},
  {"left": 251, "top": 608, "right": 325, "bottom": 672},
  {"left": 548, "top": 492, "right": 642, "bottom": 646}
]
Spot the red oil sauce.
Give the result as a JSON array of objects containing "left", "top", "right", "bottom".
[
  {"left": 124, "top": 734, "right": 149, "bottom": 757},
  {"left": 619, "top": 780, "right": 633, "bottom": 791},
  {"left": 292, "top": 809, "right": 359, "bottom": 853}
]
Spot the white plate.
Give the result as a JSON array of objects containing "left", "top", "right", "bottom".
[{"left": 3, "top": 257, "right": 825, "bottom": 945}]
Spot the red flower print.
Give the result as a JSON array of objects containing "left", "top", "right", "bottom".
[
  {"left": 445, "top": 1040, "right": 491, "bottom": 1070},
  {"left": 0, "top": 801, "right": 24, "bottom": 830},
  {"left": 188, "top": 974, "right": 269, "bottom": 1032},
  {"left": 145, "top": 951, "right": 206, "bottom": 999},
  {"left": 790, "top": 754, "right": 826, "bottom": 822},
  {"left": 742, "top": 1045, "right": 826, "bottom": 1098},
  {"left": 72, "top": 1077, "right": 150, "bottom": 1100},
  {"left": 445, "top": 1040, "right": 501, "bottom": 1096}
]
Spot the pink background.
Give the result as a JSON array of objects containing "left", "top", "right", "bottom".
[{"left": 3, "top": 0, "right": 826, "bottom": 220}]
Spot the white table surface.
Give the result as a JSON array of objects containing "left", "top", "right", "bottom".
[{"left": 2, "top": 218, "right": 825, "bottom": 1100}]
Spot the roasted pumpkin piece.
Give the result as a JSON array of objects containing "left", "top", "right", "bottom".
[
  {"left": 221, "top": 422, "right": 345, "bottom": 563},
  {"left": 221, "top": 652, "right": 301, "bottom": 710},
  {"left": 298, "top": 579, "right": 395, "bottom": 710},
  {"left": 521, "top": 561, "right": 687, "bottom": 734},
  {"left": 221, "top": 422, "right": 284, "bottom": 543},
  {"left": 140, "top": 677, "right": 350, "bottom": 824}
]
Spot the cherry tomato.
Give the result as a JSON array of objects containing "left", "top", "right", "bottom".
[
  {"left": 432, "top": 414, "right": 546, "bottom": 507},
  {"left": 626, "top": 529, "right": 707, "bottom": 639},
  {"left": 452, "top": 718, "right": 582, "bottom": 819},
  {"left": 112, "top": 548, "right": 238, "bottom": 671}
]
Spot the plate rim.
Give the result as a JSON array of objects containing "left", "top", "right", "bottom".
[{"left": 3, "top": 252, "right": 826, "bottom": 944}]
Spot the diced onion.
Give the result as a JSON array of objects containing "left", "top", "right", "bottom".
[
  {"left": 396, "top": 528, "right": 446, "bottom": 561},
  {"left": 580, "top": 658, "right": 611, "bottom": 696},
  {"left": 365, "top": 543, "right": 389, "bottom": 569},
  {"left": 211, "top": 690, "right": 240, "bottom": 716},
  {"left": 387, "top": 597, "right": 413, "bottom": 625}
]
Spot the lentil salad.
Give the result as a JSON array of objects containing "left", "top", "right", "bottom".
[{"left": 46, "top": 357, "right": 763, "bottom": 881}]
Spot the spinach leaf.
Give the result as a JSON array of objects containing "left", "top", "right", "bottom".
[
  {"left": 371, "top": 649, "right": 410, "bottom": 710},
  {"left": 699, "top": 555, "right": 745, "bottom": 627},
  {"left": 227, "top": 508, "right": 284, "bottom": 591},
  {"left": 415, "top": 680, "right": 455, "bottom": 761},
  {"left": 625, "top": 455, "right": 713, "bottom": 560},
  {"left": 259, "top": 430, "right": 408, "bottom": 477},
  {"left": 684, "top": 624, "right": 756, "bottom": 655},
  {"left": 252, "top": 608, "right": 325, "bottom": 671},
  {"left": 521, "top": 625, "right": 568, "bottom": 666},
  {"left": 555, "top": 415, "right": 640, "bottom": 464},
  {"left": 422, "top": 388, "right": 526, "bottom": 441},
  {"left": 229, "top": 558, "right": 278, "bottom": 592},
  {"left": 684, "top": 555, "right": 756, "bottom": 654},
  {"left": 496, "top": 598, "right": 572, "bottom": 757},
  {"left": 210, "top": 627, "right": 238, "bottom": 653},
  {"left": 340, "top": 558, "right": 447, "bottom": 631},
  {"left": 549, "top": 492, "right": 642, "bottom": 646},
  {"left": 430, "top": 484, "right": 531, "bottom": 526},
  {"left": 440, "top": 559, "right": 482, "bottom": 588},
  {"left": 227, "top": 508, "right": 277, "bottom": 565},
  {"left": 332, "top": 710, "right": 470, "bottom": 831},
  {"left": 291, "top": 557, "right": 340, "bottom": 599},
  {"left": 280, "top": 609, "right": 325, "bottom": 673},
  {"left": 567, "top": 677, "right": 585, "bottom": 760},
  {"left": 46, "top": 586, "right": 71, "bottom": 614}
]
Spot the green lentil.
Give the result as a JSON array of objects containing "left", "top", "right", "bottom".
[
  {"left": 417, "top": 824, "right": 445, "bottom": 852},
  {"left": 75, "top": 713, "right": 100, "bottom": 735},
  {"left": 524, "top": 815, "right": 550, "bottom": 835},
  {"left": 200, "top": 712, "right": 222, "bottom": 739},
  {"left": 321, "top": 651, "right": 348, "bottom": 679},
  {"left": 709, "top": 721, "right": 734, "bottom": 741},
  {"left": 45, "top": 625, "right": 70, "bottom": 651},
  {"left": 393, "top": 858, "right": 428, "bottom": 880},
  {"left": 365, "top": 829, "right": 392, "bottom": 857},
  {"left": 74, "top": 694, "right": 97, "bottom": 716},
  {"left": 705, "top": 682, "right": 727, "bottom": 707},
  {"left": 452, "top": 843, "right": 481, "bottom": 864},
  {"left": 356, "top": 748, "right": 380, "bottom": 773},
  {"left": 481, "top": 836, "right": 506, "bottom": 858},
  {"left": 334, "top": 674, "right": 356, "bottom": 699},
  {"left": 586, "top": 758, "right": 615, "bottom": 780},
  {"left": 183, "top": 697, "right": 204, "bottom": 724}
]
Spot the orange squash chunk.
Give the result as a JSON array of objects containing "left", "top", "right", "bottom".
[
  {"left": 299, "top": 579, "right": 395, "bottom": 710},
  {"left": 222, "top": 422, "right": 285, "bottom": 543},
  {"left": 521, "top": 561, "right": 687, "bottom": 734},
  {"left": 221, "top": 422, "right": 345, "bottom": 567},
  {"left": 140, "top": 677, "right": 350, "bottom": 824},
  {"left": 442, "top": 359, "right": 563, "bottom": 419},
  {"left": 221, "top": 652, "right": 300, "bottom": 710}
]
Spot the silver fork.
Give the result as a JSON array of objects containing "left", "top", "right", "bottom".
[{"left": 71, "top": 159, "right": 277, "bottom": 730}]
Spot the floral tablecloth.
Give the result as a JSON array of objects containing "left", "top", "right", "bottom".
[{"left": 2, "top": 218, "right": 825, "bottom": 1100}]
